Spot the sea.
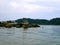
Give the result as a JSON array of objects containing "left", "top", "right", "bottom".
[{"left": 0, "top": 25, "right": 60, "bottom": 45}]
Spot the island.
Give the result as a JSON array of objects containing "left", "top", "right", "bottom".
[{"left": 0, "top": 18, "right": 60, "bottom": 28}]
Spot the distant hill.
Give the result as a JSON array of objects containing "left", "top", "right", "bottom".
[
  {"left": 15, "top": 18, "right": 60, "bottom": 25},
  {"left": 49, "top": 18, "right": 60, "bottom": 25}
]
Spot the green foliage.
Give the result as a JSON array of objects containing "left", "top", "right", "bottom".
[
  {"left": 15, "top": 18, "right": 60, "bottom": 25},
  {"left": 50, "top": 18, "right": 60, "bottom": 25}
]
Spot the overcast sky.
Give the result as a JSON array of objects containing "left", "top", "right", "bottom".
[{"left": 0, "top": 0, "right": 60, "bottom": 21}]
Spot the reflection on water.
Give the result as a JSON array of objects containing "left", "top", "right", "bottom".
[
  {"left": 23, "top": 28, "right": 28, "bottom": 30},
  {"left": 0, "top": 25, "right": 60, "bottom": 45},
  {"left": 22, "top": 30, "right": 27, "bottom": 45}
]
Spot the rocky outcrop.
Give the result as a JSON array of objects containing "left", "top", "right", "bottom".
[{"left": 0, "top": 20, "right": 40, "bottom": 28}]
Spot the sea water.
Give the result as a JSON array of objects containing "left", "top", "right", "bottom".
[{"left": 0, "top": 25, "right": 60, "bottom": 45}]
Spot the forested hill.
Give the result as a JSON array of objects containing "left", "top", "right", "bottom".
[{"left": 15, "top": 18, "right": 60, "bottom": 25}]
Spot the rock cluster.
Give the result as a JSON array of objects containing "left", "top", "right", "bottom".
[{"left": 0, "top": 20, "right": 40, "bottom": 28}]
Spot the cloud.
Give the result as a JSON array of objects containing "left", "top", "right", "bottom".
[
  {"left": 9, "top": 2, "right": 19, "bottom": 8},
  {"left": 0, "top": 0, "right": 60, "bottom": 13},
  {"left": 0, "top": 0, "right": 60, "bottom": 21},
  {"left": 23, "top": 0, "right": 37, "bottom": 2},
  {"left": 0, "top": 0, "right": 4, "bottom": 4},
  {"left": 9, "top": 1, "right": 56, "bottom": 13},
  {"left": 23, "top": 0, "right": 60, "bottom": 3},
  {"left": 0, "top": 0, "right": 8, "bottom": 4},
  {"left": 38, "top": 0, "right": 58, "bottom": 2}
]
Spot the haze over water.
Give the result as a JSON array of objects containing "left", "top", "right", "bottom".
[{"left": 0, "top": 25, "right": 60, "bottom": 45}]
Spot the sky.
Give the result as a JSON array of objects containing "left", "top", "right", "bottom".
[{"left": 0, "top": 0, "right": 60, "bottom": 21}]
